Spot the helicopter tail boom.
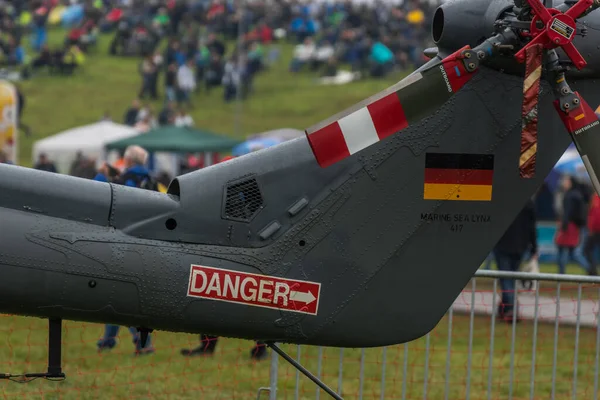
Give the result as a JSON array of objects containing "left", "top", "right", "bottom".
[{"left": 0, "top": 0, "right": 599, "bottom": 351}]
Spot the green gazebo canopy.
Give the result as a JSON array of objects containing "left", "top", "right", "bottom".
[{"left": 105, "top": 126, "right": 241, "bottom": 153}]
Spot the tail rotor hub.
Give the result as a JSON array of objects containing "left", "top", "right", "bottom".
[{"left": 514, "top": 0, "right": 593, "bottom": 70}]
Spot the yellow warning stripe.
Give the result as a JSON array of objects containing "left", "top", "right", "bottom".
[
  {"left": 423, "top": 183, "right": 492, "bottom": 201},
  {"left": 519, "top": 143, "right": 537, "bottom": 167},
  {"left": 523, "top": 65, "right": 541, "bottom": 93}
]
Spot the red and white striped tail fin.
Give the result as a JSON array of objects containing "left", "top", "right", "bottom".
[{"left": 305, "top": 47, "right": 476, "bottom": 168}]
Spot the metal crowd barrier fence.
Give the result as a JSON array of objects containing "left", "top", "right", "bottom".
[{"left": 257, "top": 270, "right": 600, "bottom": 400}]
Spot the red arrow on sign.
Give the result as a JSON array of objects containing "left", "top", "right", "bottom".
[{"left": 187, "top": 265, "right": 321, "bottom": 316}]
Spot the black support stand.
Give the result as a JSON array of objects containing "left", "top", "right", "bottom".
[
  {"left": 47, "top": 318, "right": 65, "bottom": 378},
  {"left": 266, "top": 342, "right": 343, "bottom": 400},
  {"left": 0, "top": 318, "right": 66, "bottom": 381},
  {"left": 136, "top": 327, "right": 153, "bottom": 349}
]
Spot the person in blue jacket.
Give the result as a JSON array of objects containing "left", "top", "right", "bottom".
[
  {"left": 95, "top": 145, "right": 157, "bottom": 355},
  {"left": 368, "top": 39, "right": 394, "bottom": 78},
  {"left": 94, "top": 145, "right": 157, "bottom": 190}
]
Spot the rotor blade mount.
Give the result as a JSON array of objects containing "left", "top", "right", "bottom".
[{"left": 514, "top": 0, "right": 593, "bottom": 70}]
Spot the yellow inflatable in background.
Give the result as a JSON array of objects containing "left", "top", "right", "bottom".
[
  {"left": 49, "top": 6, "right": 66, "bottom": 25},
  {"left": 0, "top": 80, "right": 17, "bottom": 163}
]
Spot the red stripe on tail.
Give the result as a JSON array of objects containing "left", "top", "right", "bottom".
[
  {"left": 424, "top": 168, "right": 494, "bottom": 185},
  {"left": 306, "top": 122, "right": 350, "bottom": 168},
  {"left": 366, "top": 93, "right": 408, "bottom": 140}
]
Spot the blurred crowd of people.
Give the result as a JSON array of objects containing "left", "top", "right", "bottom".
[
  {"left": 0, "top": 0, "right": 94, "bottom": 76},
  {"left": 287, "top": 0, "right": 432, "bottom": 78},
  {"left": 118, "top": 98, "right": 196, "bottom": 132},
  {"left": 0, "top": 0, "right": 436, "bottom": 101}
]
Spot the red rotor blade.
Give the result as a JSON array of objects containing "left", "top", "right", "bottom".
[
  {"left": 561, "top": 42, "right": 587, "bottom": 69},
  {"left": 525, "top": 0, "right": 553, "bottom": 23},
  {"left": 564, "top": 0, "right": 594, "bottom": 19},
  {"left": 519, "top": 44, "right": 543, "bottom": 178}
]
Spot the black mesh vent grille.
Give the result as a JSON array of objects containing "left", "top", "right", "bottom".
[{"left": 224, "top": 178, "right": 263, "bottom": 221}]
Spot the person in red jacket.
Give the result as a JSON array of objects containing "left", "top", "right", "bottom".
[
  {"left": 584, "top": 193, "right": 600, "bottom": 275},
  {"left": 554, "top": 176, "right": 590, "bottom": 274}
]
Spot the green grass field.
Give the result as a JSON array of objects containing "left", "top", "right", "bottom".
[
  {"left": 16, "top": 29, "right": 403, "bottom": 168},
  {"left": 2, "top": 29, "right": 599, "bottom": 399},
  {"left": 1, "top": 310, "right": 599, "bottom": 399}
]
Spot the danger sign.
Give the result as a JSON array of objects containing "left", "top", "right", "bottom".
[{"left": 187, "top": 265, "right": 321, "bottom": 316}]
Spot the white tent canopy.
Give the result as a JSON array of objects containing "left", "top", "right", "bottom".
[{"left": 32, "top": 121, "right": 139, "bottom": 174}]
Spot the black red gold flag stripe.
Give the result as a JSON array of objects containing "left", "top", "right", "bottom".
[{"left": 424, "top": 153, "right": 494, "bottom": 201}]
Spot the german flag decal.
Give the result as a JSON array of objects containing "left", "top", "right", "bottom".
[{"left": 423, "top": 153, "right": 494, "bottom": 201}]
